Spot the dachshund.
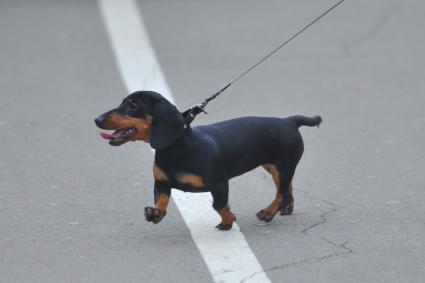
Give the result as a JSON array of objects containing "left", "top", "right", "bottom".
[{"left": 95, "top": 91, "right": 322, "bottom": 230}]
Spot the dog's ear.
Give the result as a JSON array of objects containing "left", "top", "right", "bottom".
[{"left": 150, "top": 97, "right": 185, "bottom": 150}]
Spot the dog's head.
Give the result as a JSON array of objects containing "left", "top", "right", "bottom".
[{"left": 95, "top": 91, "right": 184, "bottom": 149}]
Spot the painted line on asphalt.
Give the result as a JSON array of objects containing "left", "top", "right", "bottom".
[{"left": 98, "top": 0, "right": 271, "bottom": 282}]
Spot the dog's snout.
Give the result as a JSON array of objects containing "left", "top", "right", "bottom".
[{"left": 94, "top": 116, "right": 104, "bottom": 127}]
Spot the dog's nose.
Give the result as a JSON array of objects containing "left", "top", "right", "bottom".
[{"left": 94, "top": 116, "right": 104, "bottom": 127}]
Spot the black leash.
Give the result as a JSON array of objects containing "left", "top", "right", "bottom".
[{"left": 184, "top": 0, "right": 345, "bottom": 126}]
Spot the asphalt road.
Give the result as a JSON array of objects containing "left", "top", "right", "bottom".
[{"left": 1, "top": 0, "right": 424, "bottom": 282}]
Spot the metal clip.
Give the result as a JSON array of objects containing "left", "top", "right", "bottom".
[{"left": 191, "top": 104, "right": 208, "bottom": 115}]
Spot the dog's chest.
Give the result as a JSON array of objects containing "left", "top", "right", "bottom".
[{"left": 153, "top": 163, "right": 206, "bottom": 190}]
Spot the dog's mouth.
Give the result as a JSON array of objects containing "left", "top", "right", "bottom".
[{"left": 100, "top": 127, "right": 137, "bottom": 146}]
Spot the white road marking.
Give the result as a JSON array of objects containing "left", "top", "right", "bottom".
[{"left": 98, "top": 1, "right": 271, "bottom": 282}]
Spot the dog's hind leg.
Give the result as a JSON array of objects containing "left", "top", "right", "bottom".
[
  {"left": 211, "top": 181, "right": 236, "bottom": 230},
  {"left": 257, "top": 163, "right": 296, "bottom": 222},
  {"left": 279, "top": 181, "right": 294, "bottom": 216}
]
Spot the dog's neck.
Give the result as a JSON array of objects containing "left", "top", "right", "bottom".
[{"left": 154, "top": 126, "right": 194, "bottom": 157}]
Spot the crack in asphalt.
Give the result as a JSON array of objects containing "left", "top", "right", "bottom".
[
  {"left": 300, "top": 189, "right": 338, "bottom": 234},
  {"left": 299, "top": 188, "right": 354, "bottom": 255},
  {"left": 240, "top": 188, "right": 354, "bottom": 282},
  {"left": 342, "top": 3, "right": 398, "bottom": 55}
]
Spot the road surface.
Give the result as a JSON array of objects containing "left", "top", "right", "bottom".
[{"left": 1, "top": 0, "right": 424, "bottom": 282}]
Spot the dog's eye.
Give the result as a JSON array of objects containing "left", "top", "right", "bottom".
[{"left": 128, "top": 102, "right": 137, "bottom": 109}]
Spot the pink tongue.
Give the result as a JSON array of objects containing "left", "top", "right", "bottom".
[
  {"left": 100, "top": 132, "right": 114, "bottom": 139},
  {"left": 100, "top": 129, "right": 127, "bottom": 140}
]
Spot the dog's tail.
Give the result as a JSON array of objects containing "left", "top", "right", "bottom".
[{"left": 289, "top": 115, "right": 322, "bottom": 128}]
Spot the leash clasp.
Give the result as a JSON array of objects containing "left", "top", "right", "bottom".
[
  {"left": 191, "top": 104, "right": 208, "bottom": 115},
  {"left": 184, "top": 104, "right": 208, "bottom": 126}
]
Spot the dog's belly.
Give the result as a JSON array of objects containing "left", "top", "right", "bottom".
[
  {"left": 224, "top": 145, "right": 276, "bottom": 178},
  {"left": 214, "top": 130, "right": 281, "bottom": 179}
]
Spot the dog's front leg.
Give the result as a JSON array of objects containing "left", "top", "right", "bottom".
[
  {"left": 145, "top": 181, "right": 170, "bottom": 224},
  {"left": 211, "top": 181, "right": 236, "bottom": 230}
]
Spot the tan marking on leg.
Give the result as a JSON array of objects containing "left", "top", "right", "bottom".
[
  {"left": 261, "top": 164, "right": 282, "bottom": 214},
  {"left": 178, "top": 173, "right": 205, "bottom": 188},
  {"left": 263, "top": 194, "right": 283, "bottom": 214},
  {"left": 218, "top": 205, "right": 236, "bottom": 225},
  {"left": 155, "top": 193, "right": 169, "bottom": 213},
  {"left": 153, "top": 164, "right": 168, "bottom": 182},
  {"left": 262, "top": 164, "right": 281, "bottom": 191}
]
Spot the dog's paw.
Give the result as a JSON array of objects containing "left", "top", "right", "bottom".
[
  {"left": 215, "top": 222, "right": 233, "bottom": 230},
  {"left": 279, "top": 202, "right": 294, "bottom": 215},
  {"left": 144, "top": 207, "right": 166, "bottom": 224},
  {"left": 256, "top": 209, "right": 276, "bottom": 222}
]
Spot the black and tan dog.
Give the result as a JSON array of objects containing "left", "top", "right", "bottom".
[{"left": 95, "top": 91, "right": 321, "bottom": 230}]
